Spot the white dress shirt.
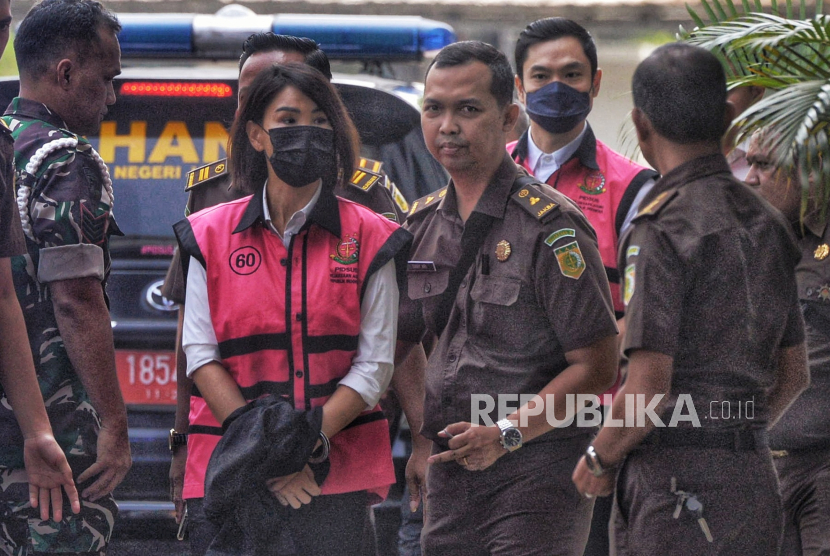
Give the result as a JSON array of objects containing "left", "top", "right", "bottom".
[
  {"left": 526, "top": 124, "right": 588, "bottom": 183},
  {"left": 182, "top": 185, "right": 398, "bottom": 409}
]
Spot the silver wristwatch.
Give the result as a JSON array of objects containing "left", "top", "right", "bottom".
[{"left": 496, "top": 419, "right": 523, "bottom": 452}]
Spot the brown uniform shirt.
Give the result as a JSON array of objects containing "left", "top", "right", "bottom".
[
  {"left": 163, "top": 158, "right": 408, "bottom": 303},
  {"left": 399, "top": 154, "right": 618, "bottom": 442},
  {"left": 0, "top": 121, "right": 24, "bottom": 258},
  {"left": 620, "top": 153, "right": 805, "bottom": 428},
  {"left": 770, "top": 213, "right": 830, "bottom": 450}
]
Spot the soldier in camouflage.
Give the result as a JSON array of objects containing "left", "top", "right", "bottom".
[{"left": 0, "top": 1, "right": 130, "bottom": 554}]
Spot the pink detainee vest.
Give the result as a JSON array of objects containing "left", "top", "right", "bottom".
[
  {"left": 508, "top": 136, "right": 652, "bottom": 314},
  {"left": 183, "top": 194, "right": 400, "bottom": 502}
]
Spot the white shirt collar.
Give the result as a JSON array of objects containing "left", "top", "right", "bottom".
[
  {"left": 526, "top": 124, "right": 588, "bottom": 183},
  {"left": 262, "top": 182, "right": 323, "bottom": 248}
]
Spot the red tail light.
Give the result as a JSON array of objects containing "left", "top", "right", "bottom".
[{"left": 120, "top": 82, "right": 234, "bottom": 98}]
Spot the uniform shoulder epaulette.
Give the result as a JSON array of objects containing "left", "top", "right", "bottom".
[
  {"left": 185, "top": 158, "right": 229, "bottom": 192},
  {"left": 633, "top": 188, "right": 679, "bottom": 221},
  {"left": 511, "top": 182, "right": 560, "bottom": 222},
  {"left": 406, "top": 187, "right": 447, "bottom": 219},
  {"left": 348, "top": 158, "right": 385, "bottom": 193}
]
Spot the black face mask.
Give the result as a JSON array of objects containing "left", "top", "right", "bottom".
[
  {"left": 263, "top": 125, "right": 336, "bottom": 188},
  {"left": 525, "top": 81, "right": 592, "bottom": 135}
]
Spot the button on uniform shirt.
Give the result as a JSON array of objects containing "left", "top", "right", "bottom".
[
  {"left": 770, "top": 212, "right": 830, "bottom": 450},
  {"left": 620, "top": 153, "right": 805, "bottom": 428},
  {"left": 398, "top": 154, "right": 618, "bottom": 442}
]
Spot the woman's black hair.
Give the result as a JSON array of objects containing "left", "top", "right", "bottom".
[{"left": 229, "top": 63, "right": 358, "bottom": 194}]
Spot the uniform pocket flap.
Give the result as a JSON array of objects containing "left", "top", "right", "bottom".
[
  {"left": 469, "top": 275, "right": 521, "bottom": 306},
  {"left": 408, "top": 270, "right": 449, "bottom": 300}
]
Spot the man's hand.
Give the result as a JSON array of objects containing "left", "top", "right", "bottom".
[
  {"left": 76, "top": 423, "right": 132, "bottom": 501},
  {"left": 24, "top": 434, "right": 81, "bottom": 522},
  {"left": 427, "top": 422, "right": 505, "bottom": 472},
  {"left": 572, "top": 455, "right": 615, "bottom": 499},
  {"left": 169, "top": 446, "right": 187, "bottom": 523},
  {"left": 266, "top": 465, "right": 321, "bottom": 509},
  {"left": 405, "top": 435, "right": 430, "bottom": 512}
]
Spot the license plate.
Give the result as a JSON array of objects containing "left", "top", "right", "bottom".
[{"left": 116, "top": 350, "right": 177, "bottom": 405}]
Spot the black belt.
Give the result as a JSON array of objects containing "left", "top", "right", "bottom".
[{"left": 639, "top": 428, "right": 767, "bottom": 451}]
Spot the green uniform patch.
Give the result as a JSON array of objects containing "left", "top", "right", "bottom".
[
  {"left": 624, "top": 264, "right": 636, "bottom": 307},
  {"left": 626, "top": 245, "right": 640, "bottom": 258},
  {"left": 544, "top": 228, "right": 575, "bottom": 247},
  {"left": 554, "top": 241, "right": 586, "bottom": 279}
]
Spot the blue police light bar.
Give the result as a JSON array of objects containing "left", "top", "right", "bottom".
[{"left": 117, "top": 5, "right": 456, "bottom": 61}]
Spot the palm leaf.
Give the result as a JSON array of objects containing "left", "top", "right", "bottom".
[
  {"left": 735, "top": 80, "right": 830, "bottom": 205},
  {"left": 680, "top": 0, "right": 830, "bottom": 209}
]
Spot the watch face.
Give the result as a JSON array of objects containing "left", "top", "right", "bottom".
[{"left": 503, "top": 428, "right": 522, "bottom": 447}]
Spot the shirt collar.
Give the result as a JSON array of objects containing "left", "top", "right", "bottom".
[
  {"left": 526, "top": 123, "right": 589, "bottom": 179},
  {"left": 233, "top": 182, "right": 341, "bottom": 238},
  {"left": 644, "top": 153, "right": 731, "bottom": 203},
  {"left": 262, "top": 183, "right": 321, "bottom": 235},
  {"left": 4, "top": 97, "right": 72, "bottom": 133},
  {"left": 438, "top": 152, "right": 519, "bottom": 220}
]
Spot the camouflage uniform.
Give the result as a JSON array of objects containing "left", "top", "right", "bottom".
[{"left": 0, "top": 98, "right": 120, "bottom": 556}]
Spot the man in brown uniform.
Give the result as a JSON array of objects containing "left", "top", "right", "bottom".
[
  {"left": 397, "top": 41, "right": 618, "bottom": 555},
  {"left": 573, "top": 43, "right": 809, "bottom": 555},
  {"left": 745, "top": 134, "right": 830, "bottom": 556}
]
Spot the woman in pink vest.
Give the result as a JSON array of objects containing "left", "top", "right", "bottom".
[{"left": 174, "top": 63, "right": 411, "bottom": 555}]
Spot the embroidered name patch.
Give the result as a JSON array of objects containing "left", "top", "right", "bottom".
[{"left": 408, "top": 261, "right": 436, "bottom": 273}]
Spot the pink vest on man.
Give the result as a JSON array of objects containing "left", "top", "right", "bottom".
[
  {"left": 179, "top": 191, "right": 406, "bottom": 502},
  {"left": 508, "top": 128, "right": 656, "bottom": 315}
]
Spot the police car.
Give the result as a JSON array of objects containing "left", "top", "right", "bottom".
[{"left": 0, "top": 5, "right": 451, "bottom": 523}]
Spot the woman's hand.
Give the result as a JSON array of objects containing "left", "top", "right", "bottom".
[{"left": 266, "top": 465, "right": 321, "bottom": 509}]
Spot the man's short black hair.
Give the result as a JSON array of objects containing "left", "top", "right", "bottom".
[
  {"left": 15, "top": 0, "right": 121, "bottom": 79},
  {"left": 515, "top": 18, "right": 598, "bottom": 81},
  {"left": 239, "top": 32, "right": 332, "bottom": 81},
  {"left": 632, "top": 42, "right": 728, "bottom": 144},
  {"left": 426, "top": 41, "right": 514, "bottom": 107}
]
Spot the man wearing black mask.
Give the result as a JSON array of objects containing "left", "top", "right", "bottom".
[{"left": 508, "top": 19, "right": 658, "bottom": 554}]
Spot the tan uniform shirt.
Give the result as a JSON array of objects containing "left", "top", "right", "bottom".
[
  {"left": 620, "top": 153, "right": 805, "bottom": 427},
  {"left": 399, "top": 154, "right": 617, "bottom": 442}
]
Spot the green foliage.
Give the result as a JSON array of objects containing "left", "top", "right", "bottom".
[
  {"left": 681, "top": 0, "right": 829, "bottom": 218},
  {"left": 0, "top": 32, "right": 17, "bottom": 76}
]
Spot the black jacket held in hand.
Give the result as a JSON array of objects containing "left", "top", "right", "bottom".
[{"left": 204, "top": 395, "right": 329, "bottom": 556}]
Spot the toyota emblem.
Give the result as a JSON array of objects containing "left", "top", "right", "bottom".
[{"left": 145, "top": 280, "right": 178, "bottom": 312}]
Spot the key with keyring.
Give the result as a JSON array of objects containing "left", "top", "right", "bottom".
[
  {"left": 670, "top": 477, "right": 688, "bottom": 519},
  {"left": 685, "top": 496, "right": 714, "bottom": 543}
]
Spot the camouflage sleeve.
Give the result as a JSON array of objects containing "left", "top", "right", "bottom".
[{"left": 27, "top": 145, "right": 114, "bottom": 283}]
